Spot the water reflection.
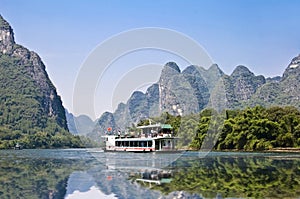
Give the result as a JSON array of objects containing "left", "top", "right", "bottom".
[
  {"left": 0, "top": 150, "right": 299, "bottom": 199},
  {"left": 150, "top": 152, "right": 300, "bottom": 198},
  {"left": 0, "top": 149, "right": 97, "bottom": 199},
  {"left": 65, "top": 172, "right": 117, "bottom": 199}
]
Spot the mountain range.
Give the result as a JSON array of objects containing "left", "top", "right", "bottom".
[
  {"left": 69, "top": 54, "right": 300, "bottom": 137},
  {"left": 1, "top": 14, "right": 300, "bottom": 145}
]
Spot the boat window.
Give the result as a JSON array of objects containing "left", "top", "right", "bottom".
[
  {"left": 162, "top": 140, "right": 171, "bottom": 147},
  {"left": 125, "top": 141, "right": 129, "bottom": 147},
  {"left": 155, "top": 141, "right": 159, "bottom": 150}
]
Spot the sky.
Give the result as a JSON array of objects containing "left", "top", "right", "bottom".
[{"left": 1, "top": 0, "right": 299, "bottom": 120}]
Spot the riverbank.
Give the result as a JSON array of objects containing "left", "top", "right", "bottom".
[
  {"left": 188, "top": 147, "right": 300, "bottom": 153},
  {"left": 266, "top": 147, "right": 300, "bottom": 153}
]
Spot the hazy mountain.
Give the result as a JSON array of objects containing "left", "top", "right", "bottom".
[
  {"left": 65, "top": 109, "right": 78, "bottom": 134},
  {"left": 266, "top": 76, "right": 281, "bottom": 83},
  {"left": 95, "top": 54, "right": 300, "bottom": 133},
  {"left": 95, "top": 62, "right": 224, "bottom": 132},
  {"left": 65, "top": 109, "right": 95, "bottom": 135}
]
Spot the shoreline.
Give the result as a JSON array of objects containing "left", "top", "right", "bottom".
[
  {"left": 214, "top": 147, "right": 300, "bottom": 153},
  {"left": 266, "top": 147, "right": 300, "bottom": 153},
  {"left": 1, "top": 147, "right": 300, "bottom": 153},
  {"left": 186, "top": 147, "right": 300, "bottom": 153}
]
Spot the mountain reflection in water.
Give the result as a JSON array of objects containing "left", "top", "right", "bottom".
[
  {"left": 0, "top": 149, "right": 299, "bottom": 199},
  {"left": 65, "top": 172, "right": 117, "bottom": 199}
]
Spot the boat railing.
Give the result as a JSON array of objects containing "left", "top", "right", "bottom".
[{"left": 111, "top": 132, "right": 174, "bottom": 139}]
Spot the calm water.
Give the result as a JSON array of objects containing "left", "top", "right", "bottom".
[{"left": 0, "top": 149, "right": 299, "bottom": 199}]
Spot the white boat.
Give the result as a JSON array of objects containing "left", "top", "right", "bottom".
[{"left": 103, "top": 123, "right": 178, "bottom": 152}]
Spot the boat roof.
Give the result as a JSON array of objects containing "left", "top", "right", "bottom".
[
  {"left": 115, "top": 137, "right": 154, "bottom": 141},
  {"left": 115, "top": 137, "right": 177, "bottom": 141},
  {"left": 137, "top": 124, "right": 172, "bottom": 129},
  {"left": 161, "top": 124, "right": 172, "bottom": 129}
]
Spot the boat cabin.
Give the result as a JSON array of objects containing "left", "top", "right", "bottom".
[{"left": 104, "top": 123, "right": 177, "bottom": 152}]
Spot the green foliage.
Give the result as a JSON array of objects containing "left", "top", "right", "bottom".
[
  {"left": 216, "top": 106, "right": 300, "bottom": 150},
  {"left": 147, "top": 106, "right": 300, "bottom": 151},
  {"left": 0, "top": 150, "right": 89, "bottom": 198},
  {"left": 152, "top": 155, "right": 300, "bottom": 198},
  {"left": 0, "top": 52, "right": 86, "bottom": 149}
]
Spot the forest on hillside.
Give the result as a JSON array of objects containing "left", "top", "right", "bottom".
[
  {"left": 0, "top": 54, "right": 93, "bottom": 149},
  {"left": 137, "top": 106, "right": 300, "bottom": 151}
]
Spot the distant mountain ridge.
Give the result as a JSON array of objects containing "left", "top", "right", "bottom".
[
  {"left": 93, "top": 54, "right": 300, "bottom": 135},
  {"left": 65, "top": 109, "right": 95, "bottom": 135}
]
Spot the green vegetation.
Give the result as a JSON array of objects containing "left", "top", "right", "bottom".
[
  {"left": 0, "top": 51, "right": 88, "bottom": 149},
  {"left": 0, "top": 151, "right": 91, "bottom": 199},
  {"left": 152, "top": 155, "right": 300, "bottom": 198},
  {"left": 216, "top": 106, "right": 300, "bottom": 151},
  {"left": 140, "top": 106, "right": 300, "bottom": 151}
]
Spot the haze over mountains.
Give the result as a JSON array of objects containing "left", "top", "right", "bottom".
[{"left": 68, "top": 54, "right": 300, "bottom": 137}]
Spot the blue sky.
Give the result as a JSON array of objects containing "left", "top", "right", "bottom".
[{"left": 1, "top": 0, "right": 299, "bottom": 119}]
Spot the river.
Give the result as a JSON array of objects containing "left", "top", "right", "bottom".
[{"left": 0, "top": 149, "right": 299, "bottom": 199}]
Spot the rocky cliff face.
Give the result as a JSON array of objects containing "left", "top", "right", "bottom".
[
  {"left": 97, "top": 112, "right": 116, "bottom": 134},
  {"left": 159, "top": 62, "right": 187, "bottom": 115},
  {"left": 224, "top": 65, "right": 266, "bottom": 108},
  {"left": 282, "top": 54, "right": 300, "bottom": 80},
  {"left": 95, "top": 62, "right": 225, "bottom": 132},
  {"left": 0, "top": 16, "right": 14, "bottom": 55},
  {"left": 280, "top": 55, "right": 300, "bottom": 104},
  {"left": 0, "top": 15, "right": 67, "bottom": 130},
  {"left": 248, "top": 54, "right": 300, "bottom": 108}
]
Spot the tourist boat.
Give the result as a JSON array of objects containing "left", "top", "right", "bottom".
[{"left": 103, "top": 123, "right": 178, "bottom": 152}]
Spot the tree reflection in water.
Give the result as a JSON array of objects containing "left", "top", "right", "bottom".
[
  {"left": 0, "top": 150, "right": 299, "bottom": 199},
  {"left": 0, "top": 149, "right": 94, "bottom": 199},
  {"left": 151, "top": 152, "right": 300, "bottom": 198}
]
